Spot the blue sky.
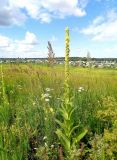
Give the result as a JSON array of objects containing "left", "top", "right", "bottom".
[{"left": 0, "top": 0, "right": 117, "bottom": 58}]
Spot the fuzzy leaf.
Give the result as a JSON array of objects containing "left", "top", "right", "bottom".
[
  {"left": 72, "top": 129, "right": 88, "bottom": 147},
  {"left": 56, "top": 129, "right": 71, "bottom": 151}
]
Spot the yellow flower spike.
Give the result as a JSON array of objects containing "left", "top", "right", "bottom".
[{"left": 65, "top": 26, "right": 70, "bottom": 100}]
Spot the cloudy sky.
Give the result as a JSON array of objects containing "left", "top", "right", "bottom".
[{"left": 0, "top": 0, "right": 117, "bottom": 58}]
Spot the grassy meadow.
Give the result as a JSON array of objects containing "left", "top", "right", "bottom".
[{"left": 0, "top": 63, "right": 117, "bottom": 160}]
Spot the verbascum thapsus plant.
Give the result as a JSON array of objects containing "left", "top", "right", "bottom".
[
  {"left": 56, "top": 27, "right": 87, "bottom": 160},
  {"left": 65, "top": 27, "right": 70, "bottom": 91}
]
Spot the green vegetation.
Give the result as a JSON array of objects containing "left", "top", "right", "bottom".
[
  {"left": 0, "top": 28, "right": 117, "bottom": 159},
  {"left": 0, "top": 63, "right": 117, "bottom": 160}
]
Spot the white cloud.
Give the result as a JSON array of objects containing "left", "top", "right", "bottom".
[
  {"left": 0, "top": 0, "right": 89, "bottom": 25},
  {"left": 0, "top": 35, "right": 11, "bottom": 47},
  {"left": 81, "top": 9, "right": 117, "bottom": 41},
  {"left": 0, "top": 0, "right": 26, "bottom": 26},
  {"left": 16, "top": 32, "right": 39, "bottom": 53},
  {"left": 0, "top": 32, "right": 40, "bottom": 58},
  {"left": 6, "top": 0, "right": 87, "bottom": 24}
]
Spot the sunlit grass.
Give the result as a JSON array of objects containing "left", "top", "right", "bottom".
[{"left": 0, "top": 63, "right": 117, "bottom": 159}]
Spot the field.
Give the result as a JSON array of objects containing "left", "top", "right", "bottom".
[{"left": 0, "top": 63, "right": 117, "bottom": 160}]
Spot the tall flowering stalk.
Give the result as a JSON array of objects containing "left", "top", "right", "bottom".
[
  {"left": 65, "top": 27, "right": 70, "bottom": 89},
  {"left": 56, "top": 27, "right": 87, "bottom": 159},
  {"left": 64, "top": 27, "right": 70, "bottom": 107}
]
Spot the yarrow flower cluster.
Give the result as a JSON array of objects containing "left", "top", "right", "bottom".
[
  {"left": 78, "top": 86, "right": 85, "bottom": 92},
  {"left": 45, "top": 88, "right": 54, "bottom": 92},
  {"left": 41, "top": 87, "right": 53, "bottom": 102}
]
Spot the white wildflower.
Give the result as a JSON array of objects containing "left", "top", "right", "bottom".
[
  {"left": 41, "top": 93, "right": 49, "bottom": 98},
  {"left": 45, "top": 98, "right": 49, "bottom": 102},
  {"left": 43, "top": 136, "right": 47, "bottom": 140},
  {"left": 78, "top": 89, "right": 82, "bottom": 92},
  {"left": 45, "top": 88, "right": 51, "bottom": 92},
  {"left": 78, "top": 86, "right": 85, "bottom": 92},
  {"left": 45, "top": 142, "right": 48, "bottom": 147},
  {"left": 79, "top": 87, "right": 84, "bottom": 90},
  {"left": 45, "top": 88, "right": 54, "bottom": 92},
  {"left": 51, "top": 144, "right": 54, "bottom": 148}
]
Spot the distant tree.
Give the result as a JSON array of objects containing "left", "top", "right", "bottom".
[
  {"left": 47, "top": 41, "right": 55, "bottom": 66},
  {"left": 86, "top": 51, "right": 92, "bottom": 68},
  {"left": 87, "top": 51, "right": 91, "bottom": 62}
]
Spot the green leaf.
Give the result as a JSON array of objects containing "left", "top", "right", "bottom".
[
  {"left": 59, "top": 107, "right": 69, "bottom": 120},
  {"left": 56, "top": 119, "right": 68, "bottom": 133},
  {"left": 68, "top": 107, "right": 76, "bottom": 120},
  {"left": 56, "top": 129, "right": 71, "bottom": 151},
  {"left": 72, "top": 129, "right": 88, "bottom": 147},
  {"left": 68, "top": 124, "right": 79, "bottom": 138}
]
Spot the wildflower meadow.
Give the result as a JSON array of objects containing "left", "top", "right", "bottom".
[{"left": 0, "top": 28, "right": 117, "bottom": 160}]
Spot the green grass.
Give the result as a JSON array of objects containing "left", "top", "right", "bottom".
[{"left": 0, "top": 63, "right": 117, "bottom": 160}]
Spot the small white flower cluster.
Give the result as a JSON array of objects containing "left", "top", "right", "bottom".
[
  {"left": 45, "top": 88, "right": 54, "bottom": 92},
  {"left": 43, "top": 136, "right": 48, "bottom": 147},
  {"left": 51, "top": 144, "right": 54, "bottom": 148},
  {"left": 43, "top": 136, "right": 47, "bottom": 140},
  {"left": 78, "top": 86, "right": 85, "bottom": 92},
  {"left": 41, "top": 88, "right": 53, "bottom": 102},
  {"left": 41, "top": 93, "right": 51, "bottom": 102}
]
